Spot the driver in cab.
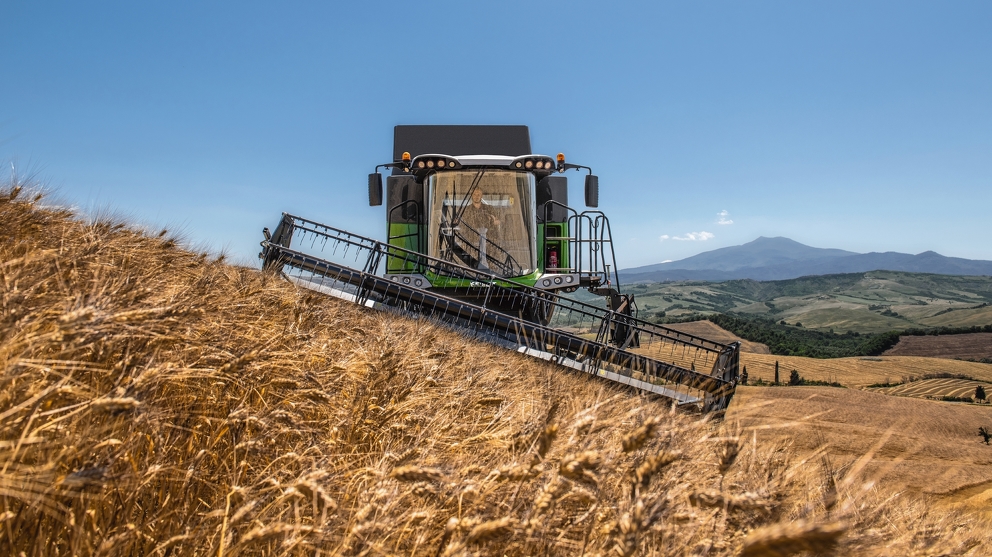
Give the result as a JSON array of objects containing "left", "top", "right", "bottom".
[{"left": 459, "top": 187, "right": 501, "bottom": 240}]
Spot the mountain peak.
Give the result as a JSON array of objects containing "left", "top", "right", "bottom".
[
  {"left": 620, "top": 239, "right": 992, "bottom": 282},
  {"left": 746, "top": 236, "right": 805, "bottom": 246},
  {"left": 623, "top": 237, "right": 860, "bottom": 275}
]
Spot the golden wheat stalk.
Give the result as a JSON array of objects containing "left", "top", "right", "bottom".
[
  {"left": 621, "top": 417, "right": 659, "bottom": 452},
  {"left": 741, "top": 520, "right": 847, "bottom": 557},
  {"left": 0, "top": 181, "right": 985, "bottom": 557}
]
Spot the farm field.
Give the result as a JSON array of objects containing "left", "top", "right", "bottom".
[
  {"left": 765, "top": 306, "right": 904, "bottom": 334},
  {"left": 918, "top": 304, "right": 992, "bottom": 328},
  {"left": 884, "top": 332, "right": 992, "bottom": 360},
  {"left": 5, "top": 185, "right": 992, "bottom": 554},
  {"left": 874, "top": 377, "right": 992, "bottom": 400},
  {"left": 623, "top": 271, "right": 992, "bottom": 334},
  {"left": 739, "top": 353, "right": 992, "bottom": 388},
  {"left": 662, "top": 320, "right": 771, "bottom": 354},
  {"left": 728, "top": 386, "right": 992, "bottom": 519}
]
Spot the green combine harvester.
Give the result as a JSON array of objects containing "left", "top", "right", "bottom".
[{"left": 260, "top": 125, "right": 740, "bottom": 411}]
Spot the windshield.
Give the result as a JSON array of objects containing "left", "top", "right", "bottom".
[{"left": 427, "top": 170, "right": 536, "bottom": 278}]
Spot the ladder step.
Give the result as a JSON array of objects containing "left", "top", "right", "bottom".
[
  {"left": 545, "top": 267, "right": 576, "bottom": 272},
  {"left": 544, "top": 236, "right": 575, "bottom": 241}
]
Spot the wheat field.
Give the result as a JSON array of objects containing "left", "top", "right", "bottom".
[
  {"left": 739, "top": 353, "right": 992, "bottom": 388},
  {"left": 875, "top": 378, "right": 992, "bottom": 400},
  {"left": 883, "top": 332, "right": 992, "bottom": 360},
  {"left": 1, "top": 180, "right": 989, "bottom": 555},
  {"left": 728, "top": 386, "right": 992, "bottom": 520}
]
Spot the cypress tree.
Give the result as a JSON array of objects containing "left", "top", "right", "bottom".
[{"left": 774, "top": 361, "right": 780, "bottom": 384}]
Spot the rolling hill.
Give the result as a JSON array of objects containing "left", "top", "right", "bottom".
[
  {"left": 884, "top": 332, "right": 992, "bottom": 361},
  {"left": 621, "top": 270, "right": 992, "bottom": 335}
]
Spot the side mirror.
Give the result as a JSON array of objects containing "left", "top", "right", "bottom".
[
  {"left": 584, "top": 174, "right": 599, "bottom": 208},
  {"left": 368, "top": 173, "right": 383, "bottom": 206}
]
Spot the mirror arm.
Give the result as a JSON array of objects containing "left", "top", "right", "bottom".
[
  {"left": 376, "top": 162, "right": 410, "bottom": 174},
  {"left": 559, "top": 162, "right": 592, "bottom": 174}
]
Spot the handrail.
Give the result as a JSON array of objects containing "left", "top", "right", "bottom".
[
  {"left": 261, "top": 212, "right": 741, "bottom": 410},
  {"left": 539, "top": 201, "right": 623, "bottom": 292}
]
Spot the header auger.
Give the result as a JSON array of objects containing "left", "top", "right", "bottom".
[{"left": 260, "top": 125, "right": 740, "bottom": 411}]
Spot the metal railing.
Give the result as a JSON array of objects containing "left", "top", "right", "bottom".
[
  {"left": 261, "top": 213, "right": 740, "bottom": 410},
  {"left": 540, "top": 201, "right": 623, "bottom": 292}
]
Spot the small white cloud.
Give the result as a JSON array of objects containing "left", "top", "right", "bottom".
[
  {"left": 661, "top": 259, "right": 673, "bottom": 263},
  {"left": 659, "top": 231, "right": 714, "bottom": 242},
  {"left": 717, "top": 210, "right": 733, "bottom": 225},
  {"left": 677, "top": 231, "right": 714, "bottom": 241}
]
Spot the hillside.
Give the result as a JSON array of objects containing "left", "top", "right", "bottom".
[
  {"left": 621, "top": 236, "right": 992, "bottom": 281},
  {"left": 624, "top": 271, "right": 992, "bottom": 334},
  {"left": 662, "top": 320, "right": 771, "bottom": 354},
  {"left": 1, "top": 184, "right": 989, "bottom": 555},
  {"left": 738, "top": 353, "right": 992, "bottom": 388},
  {"left": 883, "top": 332, "right": 992, "bottom": 361},
  {"left": 729, "top": 387, "right": 992, "bottom": 519}
]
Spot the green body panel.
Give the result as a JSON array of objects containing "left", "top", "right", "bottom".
[
  {"left": 425, "top": 270, "right": 541, "bottom": 289},
  {"left": 538, "top": 223, "right": 545, "bottom": 267},
  {"left": 386, "top": 223, "right": 424, "bottom": 273}
]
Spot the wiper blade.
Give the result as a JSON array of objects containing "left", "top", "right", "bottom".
[{"left": 453, "top": 169, "right": 486, "bottom": 223}]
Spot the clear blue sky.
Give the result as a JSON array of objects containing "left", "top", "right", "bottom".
[{"left": 3, "top": 1, "right": 991, "bottom": 268}]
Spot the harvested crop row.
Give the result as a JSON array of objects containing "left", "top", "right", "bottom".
[{"left": 876, "top": 378, "right": 991, "bottom": 399}]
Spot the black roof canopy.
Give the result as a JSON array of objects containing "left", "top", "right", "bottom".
[{"left": 392, "top": 125, "right": 532, "bottom": 161}]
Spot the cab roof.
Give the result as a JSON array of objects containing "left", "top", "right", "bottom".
[{"left": 393, "top": 125, "right": 531, "bottom": 162}]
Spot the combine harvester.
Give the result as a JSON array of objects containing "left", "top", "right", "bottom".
[{"left": 259, "top": 126, "right": 740, "bottom": 411}]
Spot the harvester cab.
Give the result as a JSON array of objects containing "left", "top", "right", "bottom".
[
  {"left": 366, "top": 125, "right": 633, "bottom": 324},
  {"left": 258, "top": 125, "right": 741, "bottom": 412}
]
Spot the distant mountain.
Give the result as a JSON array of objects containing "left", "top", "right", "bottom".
[
  {"left": 625, "top": 237, "right": 857, "bottom": 273},
  {"left": 621, "top": 238, "right": 992, "bottom": 282}
]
